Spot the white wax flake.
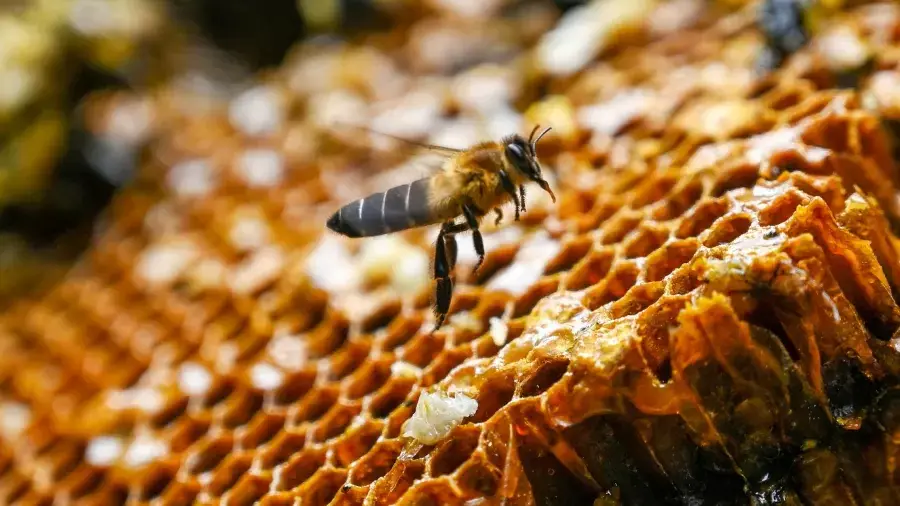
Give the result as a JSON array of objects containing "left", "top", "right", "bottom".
[
  {"left": 702, "top": 258, "right": 746, "bottom": 288},
  {"left": 286, "top": 48, "right": 341, "bottom": 96},
  {"left": 135, "top": 241, "right": 200, "bottom": 286},
  {"left": 428, "top": 121, "right": 481, "bottom": 151},
  {"left": 449, "top": 312, "right": 483, "bottom": 333},
  {"left": 536, "top": 0, "right": 657, "bottom": 76},
  {"left": 250, "top": 363, "right": 284, "bottom": 391},
  {"left": 489, "top": 317, "right": 508, "bottom": 347},
  {"left": 868, "top": 71, "right": 900, "bottom": 110},
  {"left": 85, "top": 436, "right": 124, "bottom": 467},
  {"left": 349, "top": 415, "right": 368, "bottom": 431},
  {"left": 391, "top": 250, "right": 430, "bottom": 296},
  {"left": 305, "top": 235, "right": 361, "bottom": 294},
  {"left": 229, "top": 214, "right": 270, "bottom": 252},
  {"left": 452, "top": 67, "right": 515, "bottom": 112},
  {"left": 237, "top": 149, "right": 285, "bottom": 188},
  {"left": 308, "top": 90, "right": 369, "bottom": 129},
  {"left": 698, "top": 63, "right": 752, "bottom": 97},
  {"left": 358, "top": 236, "right": 430, "bottom": 295},
  {"left": 229, "top": 247, "right": 285, "bottom": 295},
  {"left": 817, "top": 27, "right": 870, "bottom": 72},
  {"left": 229, "top": 85, "right": 284, "bottom": 136},
  {"left": 358, "top": 236, "right": 404, "bottom": 282},
  {"left": 167, "top": 159, "right": 216, "bottom": 197},
  {"left": 0, "top": 402, "right": 31, "bottom": 438},
  {"left": 107, "top": 98, "right": 154, "bottom": 144},
  {"left": 403, "top": 391, "right": 478, "bottom": 445},
  {"left": 391, "top": 361, "right": 422, "bottom": 379},
  {"left": 177, "top": 362, "right": 213, "bottom": 397},
  {"left": 488, "top": 232, "right": 561, "bottom": 296},
  {"left": 123, "top": 434, "right": 167, "bottom": 469},
  {"left": 369, "top": 90, "right": 444, "bottom": 140},
  {"left": 685, "top": 143, "right": 736, "bottom": 173},
  {"left": 578, "top": 89, "right": 653, "bottom": 136},
  {"left": 860, "top": 4, "right": 900, "bottom": 45},
  {"left": 485, "top": 108, "right": 524, "bottom": 142},
  {"left": 106, "top": 387, "right": 165, "bottom": 414},
  {"left": 845, "top": 193, "right": 871, "bottom": 213},
  {"left": 268, "top": 333, "right": 307, "bottom": 370}
]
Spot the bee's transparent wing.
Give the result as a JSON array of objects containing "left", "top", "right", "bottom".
[
  {"left": 375, "top": 132, "right": 463, "bottom": 155},
  {"left": 368, "top": 150, "right": 449, "bottom": 190},
  {"left": 331, "top": 121, "right": 463, "bottom": 156}
]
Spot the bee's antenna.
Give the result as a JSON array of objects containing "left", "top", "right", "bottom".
[
  {"left": 528, "top": 124, "right": 541, "bottom": 143},
  {"left": 530, "top": 126, "right": 552, "bottom": 154}
]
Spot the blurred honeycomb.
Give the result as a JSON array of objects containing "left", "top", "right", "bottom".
[
  {"left": 0, "top": 0, "right": 305, "bottom": 304},
  {"left": 0, "top": 0, "right": 168, "bottom": 203},
  {"left": 0, "top": 0, "right": 176, "bottom": 304},
  {"left": 3, "top": 0, "right": 900, "bottom": 504}
]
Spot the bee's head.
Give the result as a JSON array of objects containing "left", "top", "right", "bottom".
[{"left": 504, "top": 125, "right": 555, "bottom": 202}]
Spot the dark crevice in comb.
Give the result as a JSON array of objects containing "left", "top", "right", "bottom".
[
  {"left": 563, "top": 414, "right": 683, "bottom": 505},
  {"left": 517, "top": 435, "right": 598, "bottom": 506}
]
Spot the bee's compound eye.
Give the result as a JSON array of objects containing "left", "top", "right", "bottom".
[{"left": 505, "top": 143, "right": 530, "bottom": 174}]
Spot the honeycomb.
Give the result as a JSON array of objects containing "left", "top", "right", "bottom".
[{"left": 3, "top": 1, "right": 900, "bottom": 504}]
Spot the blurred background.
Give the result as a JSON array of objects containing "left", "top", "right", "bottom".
[
  {"left": 0, "top": 0, "right": 303, "bottom": 303},
  {"left": 0, "top": 0, "right": 602, "bottom": 305},
  {"left": 0, "top": 0, "right": 782, "bottom": 309}
]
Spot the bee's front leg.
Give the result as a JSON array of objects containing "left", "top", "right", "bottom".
[
  {"left": 498, "top": 169, "right": 521, "bottom": 220},
  {"left": 493, "top": 208, "right": 503, "bottom": 226},
  {"left": 519, "top": 185, "right": 527, "bottom": 214},
  {"left": 432, "top": 222, "right": 458, "bottom": 332},
  {"left": 462, "top": 203, "right": 485, "bottom": 274}
]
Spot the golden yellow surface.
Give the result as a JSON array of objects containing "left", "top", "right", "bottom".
[{"left": 0, "top": 1, "right": 899, "bottom": 504}]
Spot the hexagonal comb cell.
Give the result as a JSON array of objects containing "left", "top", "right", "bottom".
[{"left": 4, "top": 1, "right": 900, "bottom": 505}]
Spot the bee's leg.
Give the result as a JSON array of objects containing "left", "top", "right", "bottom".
[
  {"left": 519, "top": 185, "right": 527, "bottom": 213},
  {"left": 498, "top": 169, "right": 521, "bottom": 220},
  {"left": 462, "top": 203, "right": 485, "bottom": 274},
  {"left": 493, "top": 208, "right": 503, "bottom": 226},
  {"left": 433, "top": 222, "right": 458, "bottom": 331}
]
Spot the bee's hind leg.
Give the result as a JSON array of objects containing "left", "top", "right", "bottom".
[
  {"left": 433, "top": 208, "right": 485, "bottom": 330},
  {"left": 462, "top": 203, "right": 485, "bottom": 274},
  {"left": 432, "top": 222, "right": 458, "bottom": 331}
]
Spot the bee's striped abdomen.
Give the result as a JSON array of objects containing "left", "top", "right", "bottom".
[{"left": 326, "top": 177, "right": 434, "bottom": 238}]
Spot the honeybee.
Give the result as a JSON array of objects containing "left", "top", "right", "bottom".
[{"left": 326, "top": 125, "right": 557, "bottom": 330}]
